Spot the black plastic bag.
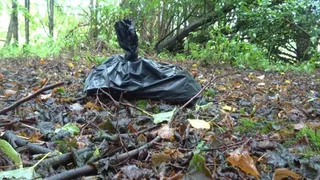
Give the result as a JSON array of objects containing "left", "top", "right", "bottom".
[
  {"left": 84, "top": 19, "right": 201, "bottom": 104},
  {"left": 115, "top": 19, "right": 138, "bottom": 61}
]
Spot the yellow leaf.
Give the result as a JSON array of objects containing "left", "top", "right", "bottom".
[
  {"left": 188, "top": 119, "right": 210, "bottom": 129},
  {"left": 40, "top": 59, "right": 45, "bottom": 64},
  {"left": 273, "top": 168, "right": 301, "bottom": 180},
  {"left": 285, "top": 80, "right": 290, "bottom": 84},
  {"left": 227, "top": 147, "right": 260, "bottom": 178},
  {"left": 68, "top": 62, "right": 74, "bottom": 68},
  {"left": 222, "top": 105, "right": 236, "bottom": 112},
  {"left": 191, "top": 63, "right": 198, "bottom": 68}
]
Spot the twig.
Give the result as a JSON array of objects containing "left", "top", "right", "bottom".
[
  {"left": 169, "top": 72, "right": 239, "bottom": 126},
  {"left": 0, "top": 81, "right": 67, "bottom": 115},
  {"left": 45, "top": 135, "right": 161, "bottom": 180},
  {"left": 99, "top": 89, "right": 153, "bottom": 116}
]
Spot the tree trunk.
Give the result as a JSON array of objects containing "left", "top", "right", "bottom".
[
  {"left": 89, "top": 0, "right": 99, "bottom": 39},
  {"left": 155, "top": 5, "right": 234, "bottom": 53},
  {"left": 47, "top": 0, "right": 54, "bottom": 37},
  {"left": 5, "top": 0, "right": 19, "bottom": 46},
  {"left": 25, "top": 0, "right": 30, "bottom": 44}
]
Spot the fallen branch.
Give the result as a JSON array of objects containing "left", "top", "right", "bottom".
[
  {"left": 1, "top": 130, "right": 52, "bottom": 154},
  {"left": 45, "top": 135, "right": 161, "bottom": 180},
  {"left": 0, "top": 81, "right": 67, "bottom": 114}
]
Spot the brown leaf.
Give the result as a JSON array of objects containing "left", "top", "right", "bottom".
[
  {"left": 163, "top": 147, "right": 184, "bottom": 159},
  {"left": 84, "top": 102, "right": 102, "bottom": 110},
  {"left": 306, "top": 122, "right": 320, "bottom": 130},
  {"left": 127, "top": 123, "right": 137, "bottom": 133},
  {"left": 273, "top": 168, "right": 302, "bottom": 180},
  {"left": 227, "top": 147, "right": 260, "bottom": 178},
  {"left": 157, "top": 124, "right": 175, "bottom": 140},
  {"left": 4, "top": 89, "right": 17, "bottom": 96},
  {"left": 152, "top": 153, "right": 171, "bottom": 166}
]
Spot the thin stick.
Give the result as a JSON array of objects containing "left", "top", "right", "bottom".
[{"left": 0, "top": 81, "right": 67, "bottom": 115}]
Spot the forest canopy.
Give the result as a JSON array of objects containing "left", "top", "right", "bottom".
[{"left": 0, "top": 0, "right": 319, "bottom": 70}]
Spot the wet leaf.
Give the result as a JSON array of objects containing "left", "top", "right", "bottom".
[
  {"left": 0, "top": 139, "right": 22, "bottom": 168},
  {"left": 0, "top": 167, "right": 38, "bottom": 179},
  {"left": 195, "top": 102, "right": 213, "bottom": 111},
  {"left": 185, "top": 154, "right": 212, "bottom": 179},
  {"left": 152, "top": 108, "right": 176, "bottom": 124},
  {"left": 121, "top": 165, "right": 145, "bottom": 179},
  {"left": 227, "top": 147, "right": 260, "bottom": 178},
  {"left": 136, "top": 100, "right": 148, "bottom": 109},
  {"left": 188, "top": 119, "right": 210, "bottom": 129},
  {"left": 60, "top": 123, "right": 80, "bottom": 135}
]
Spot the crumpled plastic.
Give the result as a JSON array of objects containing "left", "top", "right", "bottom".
[{"left": 84, "top": 19, "right": 202, "bottom": 104}]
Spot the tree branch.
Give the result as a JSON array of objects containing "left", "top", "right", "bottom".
[{"left": 0, "top": 81, "right": 68, "bottom": 114}]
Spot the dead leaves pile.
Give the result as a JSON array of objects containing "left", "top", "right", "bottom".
[{"left": 0, "top": 58, "right": 319, "bottom": 179}]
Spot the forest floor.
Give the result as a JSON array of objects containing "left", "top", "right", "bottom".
[{"left": 0, "top": 57, "right": 320, "bottom": 179}]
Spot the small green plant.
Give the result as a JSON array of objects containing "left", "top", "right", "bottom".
[
  {"left": 297, "top": 127, "right": 320, "bottom": 151},
  {"left": 236, "top": 118, "right": 259, "bottom": 134}
]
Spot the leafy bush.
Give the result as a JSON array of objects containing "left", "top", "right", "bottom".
[{"left": 187, "top": 33, "right": 270, "bottom": 70}]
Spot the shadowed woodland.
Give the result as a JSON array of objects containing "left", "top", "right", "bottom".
[{"left": 0, "top": 0, "right": 319, "bottom": 179}]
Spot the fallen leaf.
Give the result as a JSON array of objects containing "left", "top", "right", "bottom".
[
  {"left": 40, "top": 93, "right": 52, "bottom": 100},
  {"left": 152, "top": 153, "right": 171, "bottom": 166},
  {"left": 257, "top": 75, "right": 265, "bottom": 80},
  {"left": 188, "top": 119, "right": 210, "bottom": 129},
  {"left": 273, "top": 168, "right": 301, "bottom": 180},
  {"left": 0, "top": 139, "right": 22, "bottom": 168},
  {"left": 306, "top": 122, "right": 320, "bottom": 130},
  {"left": 152, "top": 108, "right": 176, "bottom": 124},
  {"left": 4, "top": 89, "right": 17, "bottom": 96},
  {"left": 157, "top": 124, "right": 175, "bottom": 140},
  {"left": 222, "top": 105, "right": 236, "bottom": 112},
  {"left": 232, "top": 81, "right": 241, "bottom": 88},
  {"left": 227, "top": 147, "right": 260, "bottom": 178},
  {"left": 84, "top": 102, "right": 102, "bottom": 111},
  {"left": 293, "top": 123, "right": 305, "bottom": 130},
  {"left": 40, "top": 58, "right": 45, "bottom": 64},
  {"left": 70, "top": 103, "right": 84, "bottom": 112},
  {"left": 68, "top": 62, "right": 74, "bottom": 68},
  {"left": 257, "top": 82, "right": 265, "bottom": 86},
  {"left": 163, "top": 147, "right": 184, "bottom": 159},
  {"left": 185, "top": 153, "right": 212, "bottom": 179},
  {"left": 121, "top": 165, "right": 145, "bottom": 179}
]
